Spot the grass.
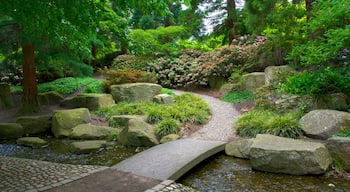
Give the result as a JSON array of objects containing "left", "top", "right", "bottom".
[
  {"left": 333, "top": 127, "right": 350, "bottom": 137},
  {"left": 160, "top": 88, "right": 175, "bottom": 96},
  {"left": 96, "top": 93, "right": 210, "bottom": 136},
  {"left": 83, "top": 80, "right": 105, "bottom": 94},
  {"left": 222, "top": 90, "right": 255, "bottom": 104},
  {"left": 11, "top": 77, "right": 95, "bottom": 95},
  {"left": 236, "top": 110, "right": 303, "bottom": 138},
  {"left": 154, "top": 119, "right": 181, "bottom": 139}
]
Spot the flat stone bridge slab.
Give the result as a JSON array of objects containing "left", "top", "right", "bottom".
[{"left": 112, "top": 138, "right": 226, "bottom": 180}]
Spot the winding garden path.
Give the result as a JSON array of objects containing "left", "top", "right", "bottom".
[{"left": 173, "top": 90, "right": 241, "bottom": 141}]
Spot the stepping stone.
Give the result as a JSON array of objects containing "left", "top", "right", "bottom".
[
  {"left": 17, "top": 137, "right": 48, "bottom": 148},
  {"left": 71, "top": 140, "right": 107, "bottom": 154}
]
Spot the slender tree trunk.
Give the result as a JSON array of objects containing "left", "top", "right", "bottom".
[
  {"left": 306, "top": 0, "right": 315, "bottom": 21},
  {"left": 120, "top": 40, "right": 128, "bottom": 55},
  {"left": 227, "top": 0, "right": 236, "bottom": 45},
  {"left": 91, "top": 43, "right": 97, "bottom": 68},
  {"left": 20, "top": 43, "right": 40, "bottom": 113}
]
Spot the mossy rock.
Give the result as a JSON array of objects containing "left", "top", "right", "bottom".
[
  {"left": 0, "top": 123, "right": 24, "bottom": 139},
  {"left": 38, "top": 91, "right": 64, "bottom": 105},
  {"left": 111, "top": 83, "right": 162, "bottom": 103},
  {"left": 16, "top": 115, "right": 52, "bottom": 135},
  {"left": 70, "top": 140, "right": 107, "bottom": 154},
  {"left": 60, "top": 94, "right": 115, "bottom": 111},
  {"left": 69, "top": 124, "right": 117, "bottom": 140},
  {"left": 160, "top": 134, "right": 180, "bottom": 144},
  {"left": 52, "top": 108, "right": 91, "bottom": 138},
  {"left": 0, "top": 83, "right": 14, "bottom": 110},
  {"left": 17, "top": 137, "right": 48, "bottom": 148}
]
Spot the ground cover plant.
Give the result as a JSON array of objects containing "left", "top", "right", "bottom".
[
  {"left": 11, "top": 77, "right": 96, "bottom": 95},
  {"left": 95, "top": 93, "right": 210, "bottom": 137},
  {"left": 222, "top": 90, "right": 255, "bottom": 104},
  {"left": 235, "top": 110, "right": 302, "bottom": 139}
]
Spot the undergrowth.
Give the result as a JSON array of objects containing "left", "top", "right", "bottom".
[{"left": 222, "top": 90, "right": 255, "bottom": 104}]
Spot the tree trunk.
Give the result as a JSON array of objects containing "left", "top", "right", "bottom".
[
  {"left": 91, "top": 43, "right": 97, "bottom": 68},
  {"left": 19, "top": 43, "right": 40, "bottom": 113},
  {"left": 227, "top": 0, "right": 236, "bottom": 45},
  {"left": 306, "top": 0, "right": 315, "bottom": 21}
]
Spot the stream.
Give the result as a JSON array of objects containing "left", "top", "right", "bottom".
[{"left": 1, "top": 138, "right": 350, "bottom": 191}]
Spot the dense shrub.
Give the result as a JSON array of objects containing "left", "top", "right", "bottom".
[
  {"left": 83, "top": 80, "right": 105, "bottom": 93},
  {"left": 281, "top": 67, "right": 350, "bottom": 96},
  {"left": 154, "top": 119, "right": 181, "bottom": 139},
  {"left": 38, "top": 77, "right": 95, "bottom": 95},
  {"left": 111, "top": 54, "right": 152, "bottom": 71},
  {"left": 0, "top": 60, "right": 22, "bottom": 85},
  {"left": 102, "top": 69, "right": 157, "bottom": 93},
  {"left": 236, "top": 110, "right": 302, "bottom": 138}
]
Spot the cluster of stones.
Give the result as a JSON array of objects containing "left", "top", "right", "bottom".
[
  {"left": 226, "top": 109, "right": 350, "bottom": 175},
  {"left": 0, "top": 82, "right": 178, "bottom": 153},
  {"left": 0, "top": 156, "right": 107, "bottom": 192},
  {"left": 146, "top": 180, "right": 198, "bottom": 192}
]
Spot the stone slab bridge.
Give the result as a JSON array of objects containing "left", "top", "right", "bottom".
[{"left": 112, "top": 138, "right": 226, "bottom": 180}]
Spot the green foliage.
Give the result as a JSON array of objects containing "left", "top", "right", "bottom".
[
  {"left": 128, "top": 26, "right": 188, "bottom": 56},
  {"left": 160, "top": 88, "right": 175, "bottom": 96},
  {"left": 176, "top": 35, "right": 224, "bottom": 52},
  {"left": 107, "top": 130, "right": 121, "bottom": 141},
  {"left": 333, "top": 126, "right": 350, "bottom": 137},
  {"left": 236, "top": 110, "right": 303, "bottom": 138},
  {"left": 102, "top": 69, "right": 157, "bottom": 93},
  {"left": 222, "top": 91, "right": 255, "bottom": 104},
  {"left": 281, "top": 67, "right": 350, "bottom": 96},
  {"left": 288, "top": 0, "right": 350, "bottom": 67},
  {"left": 111, "top": 54, "right": 152, "bottom": 71},
  {"left": 83, "top": 80, "right": 105, "bottom": 94},
  {"left": 154, "top": 119, "right": 181, "bottom": 139},
  {"left": 37, "top": 77, "right": 95, "bottom": 95},
  {"left": 96, "top": 93, "right": 210, "bottom": 126}
]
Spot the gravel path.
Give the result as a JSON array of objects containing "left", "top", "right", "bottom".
[{"left": 173, "top": 90, "right": 241, "bottom": 142}]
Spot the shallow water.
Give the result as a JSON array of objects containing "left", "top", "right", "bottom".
[
  {"left": 0, "top": 137, "right": 144, "bottom": 166},
  {"left": 179, "top": 153, "right": 350, "bottom": 192}
]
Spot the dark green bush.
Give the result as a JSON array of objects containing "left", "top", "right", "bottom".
[
  {"left": 38, "top": 77, "right": 95, "bottom": 95},
  {"left": 111, "top": 54, "right": 152, "bottom": 71},
  {"left": 236, "top": 110, "right": 302, "bottom": 138},
  {"left": 281, "top": 67, "right": 350, "bottom": 96},
  {"left": 154, "top": 119, "right": 181, "bottom": 139}
]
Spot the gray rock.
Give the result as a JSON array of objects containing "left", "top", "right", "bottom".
[
  {"left": 0, "top": 123, "right": 23, "bottom": 139},
  {"left": 111, "top": 83, "right": 162, "bottom": 103},
  {"left": 118, "top": 119, "right": 159, "bottom": 147},
  {"left": 265, "top": 65, "right": 295, "bottom": 85},
  {"left": 160, "top": 134, "right": 180, "bottom": 144},
  {"left": 240, "top": 72, "right": 265, "bottom": 92},
  {"left": 219, "top": 83, "right": 238, "bottom": 96},
  {"left": 38, "top": 91, "right": 64, "bottom": 105},
  {"left": 326, "top": 137, "right": 350, "bottom": 172},
  {"left": 316, "top": 93, "right": 349, "bottom": 110},
  {"left": 17, "top": 137, "right": 48, "bottom": 148},
  {"left": 60, "top": 94, "right": 115, "bottom": 111},
  {"left": 250, "top": 134, "right": 332, "bottom": 175},
  {"left": 70, "top": 140, "right": 107, "bottom": 154},
  {"left": 109, "top": 115, "right": 147, "bottom": 127},
  {"left": 0, "top": 83, "right": 14, "bottom": 110},
  {"left": 300, "top": 110, "right": 350, "bottom": 140},
  {"left": 225, "top": 139, "right": 253, "bottom": 159},
  {"left": 153, "top": 94, "right": 174, "bottom": 105},
  {"left": 69, "top": 124, "right": 117, "bottom": 140},
  {"left": 52, "top": 108, "right": 91, "bottom": 138},
  {"left": 16, "top": 115, "right": 52, "bottom": 135}
]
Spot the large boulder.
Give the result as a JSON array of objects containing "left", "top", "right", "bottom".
[
  {"left": 17, "top": 137, "right": 48, "bottom": 148},
  {"left": 118, "top": 119, "right": 159, "bottom": 147},
  {"left": 110, "top": 83, "right": 162, "bottom": 103},
  {"left": 265, "top": 65, "right": 295, "bottom": 85},
  {"left": 250, "top": 134, "right": 332, "bottom": 175},
  {"left": 300, "top": 110, "right": 350, "bottom": 140},
  {"left": 316, "top": 93, "right": 349, "bottom": 110},
  {"left": 38, "top": 91, "right": 64, "bottom": 105},
  {"left": 70, "top": 140, "right": 107, "bottom": 154},
  {"left": 153, "top": 94, "right": 174, "bottom": 105},
  {"left": 326, "top": 137, "right": 350, "bottom": 172},
  {"left": 225, "top": 139, "right": 253, "bottom": 159},
  {"left": 219, "top": 83, "right": 238, "bottom": 96},
  {"left": 16, "top": 115, "right": 52, "bottom": 135},
  {"left": 0, "top": 123, "right": 24, "bottom": 139},
  {"left": 0, "top": 83, "right": 14, "bottom": 110},
  {"left": 109, "top": 115, "right": 147, "bottom": 127},
  {"left": 60, "top": 94, "right": 115, "bottom": 111},
  {"left": 240, "top": 72, "right": 265, "bottom": 93},
  {"left": 52, "top": 108, "right": 91, "bottom": 138},
  {"left": 69, "top": 124, "right": 117, "bottom": 140}
]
